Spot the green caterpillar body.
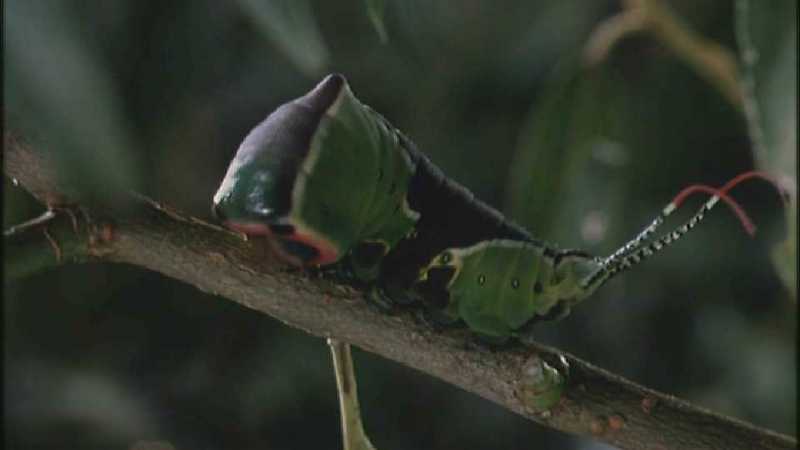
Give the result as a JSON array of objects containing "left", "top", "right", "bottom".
[
  {"left": 213, "top": 74, "right": 750, "bottom": 341},
  {"left": 415, "top": 241, "right": 598, "bottom": 337},
  {"left": 213, "top": 74, "right": 418, "bottom": 277}
]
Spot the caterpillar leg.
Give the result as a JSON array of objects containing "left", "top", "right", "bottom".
[
  {"left": 416, "top": 307, "right": 460, "bottom": 332},
  {"left": 320, "top": 241, "right": 388, "bottom": 286},
  {"left": 349, "top": 241, "right": 389, "bottom": 282},
  {"left": 365, "top": 286, "right": 398, "bottom": 314},
  {"left": 318, "top": 262, "right": 356, "bottom": 284},
  {"left": 516, "top": 354, "right": 569, "bottom": 413},
  {"left": 469, "top": 332, "right": 514, "bottom": 348},
  {"left": 374, "top": 273, "right": 420, "bottom": 306}
]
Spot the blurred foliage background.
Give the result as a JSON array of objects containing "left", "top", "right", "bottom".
[{"left": 4, "top": 1, "right": 796, "bottom": 449}]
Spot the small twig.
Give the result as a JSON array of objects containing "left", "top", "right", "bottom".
[
  {"left": 128, "top": 190, "right": 246, "bottom": 240},
  {"left": 584, "top": 8, "right": 648, "bottom": 66},
  {"left": 4, "top": 210, "right": 91, "bottom": 280},
  {"left": 4, "top": 209, "right": 66, "bottom": 264},
  {"left": 585, "top": 0, "right": 744, "bottom": 109},
  {"left": 41, "top": 227, "right": 62, "bottom": 263},
  {"left": 4, "top": 209, "right": 57, "bottom": 237},
  {"left": 328, "top": 339, "right": 377, "bottom": 450}
]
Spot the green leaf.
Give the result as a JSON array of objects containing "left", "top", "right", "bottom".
[
  {"left": 505, "top": 58, "right": 632, "bottom": 250},
  {"left": 364, "top": 0, "right": 389, "bottom": 43},
  {"left": 236, "top": 0, "right": 330, "bottom": 77},
  {"left": 735, "top": 0, "right": 797, "bottom": 297}
]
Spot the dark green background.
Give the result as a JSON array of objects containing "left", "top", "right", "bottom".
[{"left": 4, "top": 1, "right": 796, "bottom": 449}]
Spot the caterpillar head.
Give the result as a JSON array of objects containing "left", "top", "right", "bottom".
[{"left": 212, "top": 74, "right": 347, "bottom": 266}]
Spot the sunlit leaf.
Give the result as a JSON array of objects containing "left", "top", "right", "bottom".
[
  {"left": 236, "top": 0, "right": 330, "bottom": 77},
  {"left": 735, "top": 0, "right": 797, "bottom": 296}
]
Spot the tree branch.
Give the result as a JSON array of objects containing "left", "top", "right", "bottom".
[{"left": 4, "top": 133, "right": 795, "bottom": 450}]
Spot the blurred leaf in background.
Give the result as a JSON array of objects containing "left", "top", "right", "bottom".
[
  {"left": 236, "top": 0, "right": 330, "bottom": 77},
  {"left": 5, "top": 0, "right": 144, "bottom": 211},
  {"left": 735, "top": 0, "right": 797, "bottom": 297},
  {"left": 506, "top": 59, "right": 633, "bottom": 248},
  {"left": 364, "top": 0, "right": 389, "bottom": 43}
]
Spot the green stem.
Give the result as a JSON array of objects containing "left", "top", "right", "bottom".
[{"left": 328, "top": 339, "right": 377, "bottom": 450}]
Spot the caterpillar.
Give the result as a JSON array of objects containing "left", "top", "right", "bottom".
[{"left": 213, "top": 73, "right": 778, "bottom": 342}]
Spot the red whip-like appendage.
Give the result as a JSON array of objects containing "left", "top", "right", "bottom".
[
  {"left": 671, "top": 185, "right": 756, "bottom": 235},
  {"left": 670, "top": 170, "right": 784, "bottom": 237}
]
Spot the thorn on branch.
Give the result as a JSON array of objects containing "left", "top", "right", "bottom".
[
  {"left": 641, "top": 396, "right": 658, "bottom": 414},
  {"left": 128, "top": 190, "right": 247, "bottom": 240},
  {"left": 608, "top": 414, "right": 626, "bottom": 432},
  {"left": 87, "top": 220, "right": 116, "bottom": 257}
]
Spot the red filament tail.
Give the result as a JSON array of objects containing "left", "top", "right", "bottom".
[
  {"left": 671, "top": 185, "right": 756, "bottom": 235},
  {"left": 670, "top": 170, "right": 784, "bottom": 237},
  {"left": 718, "top": 171, "right": 786, "bottom": 198}
]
